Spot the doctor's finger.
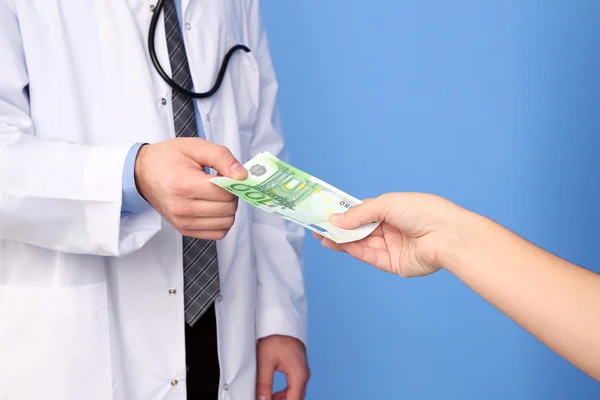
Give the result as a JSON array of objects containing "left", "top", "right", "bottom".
[
  {"left": 170, "top": 172, "right": 236, "bottom": 202},
  {"left": 170, "top": 198, "right": 238, "bottom": 218},
  {"left": 182, "top": 139, "right": 248, "bottom": 180},
  {"left": 282, "top": 370, "right": 308, "bottom": 400},
  {"left": 177, "top": 228, "right": 230, "bottom": 241},
  {"left": 172, "top": 216, "right": 235, "bottom": 231},
  {"left": 256, "top": 357, "right": 275, "bottom": 399},
  {"left": 272, "top": 391, "right": 287, "bottom": 400},
  {"left": 196, "top": 182, "right": 237, "bottom": 202}
]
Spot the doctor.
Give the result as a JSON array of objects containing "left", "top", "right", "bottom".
[{"left": 0, "top": 1, "right": 309, "bottom": 399}]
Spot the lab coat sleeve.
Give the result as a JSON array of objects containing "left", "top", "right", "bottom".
[
  {"left": 0, "top": 1, "right": 161, "bottom": 257},
  {"left": 246, "top": 0, "right": 309, "bottom": 347}
]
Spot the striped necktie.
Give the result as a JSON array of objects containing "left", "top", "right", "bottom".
[{"left": 164, "top": 0, "right": 220, "bottom": 326}]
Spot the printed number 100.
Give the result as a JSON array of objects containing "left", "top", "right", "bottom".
[{"left": 229, "top": 183, "right": 271, "bottom": 205}]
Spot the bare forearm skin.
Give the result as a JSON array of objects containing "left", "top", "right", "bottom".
[{"left": 440, "top": 210, "right": 600, "bottom": 381}]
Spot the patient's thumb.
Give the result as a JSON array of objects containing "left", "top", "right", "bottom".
[{"left": 329, "top": 197, "right": 390, "bottom": 229}]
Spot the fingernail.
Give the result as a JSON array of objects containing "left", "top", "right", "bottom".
[
  {"left": 257, "top": 397, "right": 269, "bottom": 400},
  {"left": 230, "top": 162, "right": 246, "bottom": 176},
  {"left": 330, "top": 213, "right": 344, "bottom": 221}
]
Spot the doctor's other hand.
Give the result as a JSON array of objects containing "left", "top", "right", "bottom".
[
  {"left": 134, "top": 138, "right": 248, "bottom": 240},
  {"left": 316, "top": 193, "right": 463, "bottom": 278},
  {"left": 256, "top": 335, "right": 310, "bottom": 400}
]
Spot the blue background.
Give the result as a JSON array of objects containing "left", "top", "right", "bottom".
[{"left": 261, "top": 1, "right": 600, "bottom": 398}]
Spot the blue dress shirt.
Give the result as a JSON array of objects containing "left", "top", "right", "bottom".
[{"left": 121, "top": 0, "right": 206, "bottom": 217}]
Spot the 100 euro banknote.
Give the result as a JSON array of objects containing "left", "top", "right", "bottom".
[{"left": 210, "top": 151, "right": 380, "bottom": 243}]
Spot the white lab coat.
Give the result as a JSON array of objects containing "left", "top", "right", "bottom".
[{"left": 0, "top": 1, "right": 307, "bottom": 399}]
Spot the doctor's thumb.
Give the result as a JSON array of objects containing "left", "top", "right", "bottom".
[
  {"left": 330, "top": 195, "right": 392, "bottom": 229},
  {"left": 184, "top": 139, "right": 248, "bottom": 180}
]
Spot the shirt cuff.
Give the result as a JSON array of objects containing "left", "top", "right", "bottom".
[
  {"left": 121, "top": 143, "right": 150, "bottom": 217},
  {"left": 256, "top": 306, "right": 309, "bottom": 350}
]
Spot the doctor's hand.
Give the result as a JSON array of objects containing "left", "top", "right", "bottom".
[
  {"left": 134, "top": 138, "right": 247, "bottom": 240},
  {"left": 315, "top": 193, "right": 463, "bottom": 278},
  {"left": 256, "top": 335, "right": 310, "bottom": 400}
]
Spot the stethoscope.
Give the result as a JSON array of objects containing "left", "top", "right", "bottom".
[{"left": 148, "top": 0, "right": 251, "bottom": 99}]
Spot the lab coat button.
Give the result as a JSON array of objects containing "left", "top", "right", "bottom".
[
  {"left": 170, "top": 379, "right": 178, "bottom": 387},
  {"left": 223, "top": 383, "right": 229, "bottom": 391},
  {"left": 185, "top": 23, "right": 191, "bottom": 30},
  {"left": 160, "top": 98, "right": 167, "bottom": 105},
  {"left": 216, "top": 295, "right": 222, "bottom": 302},
  {"left": 168, "top": 288, "right": 177, "bottom": 295},
  {"left": 205, "top": 113, "right": 210, "bottom": 121},
  {"left": 149, "top": 4, "right": 156, "bottom": 12}
]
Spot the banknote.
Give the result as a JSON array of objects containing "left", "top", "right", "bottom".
[{"left": 210, "top": 151, "right": 381, "bottom": 243}]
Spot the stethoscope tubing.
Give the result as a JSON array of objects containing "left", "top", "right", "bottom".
[{"left": 148, "top": 0, "right": 251, "bottom": 99}]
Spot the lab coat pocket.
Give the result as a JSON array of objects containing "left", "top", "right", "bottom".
[
  {"left": 226, "top": 33, "right": 260, "bottom": 135},
  {"left": 0, "top": 283, "right": 112, "bottom": 400}
]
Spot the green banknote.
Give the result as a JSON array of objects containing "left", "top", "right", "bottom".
[{"left": 210, "top": 151, "right": 381, "bottom": 243}]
